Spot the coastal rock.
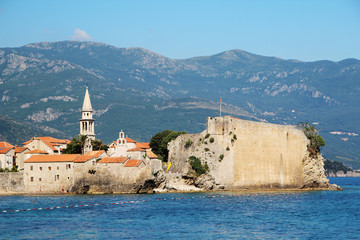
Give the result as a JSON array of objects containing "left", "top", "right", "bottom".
[
  {"left": 194, "top": 174, "right": 216, "bottom": 190},
  {"left": 135, "top": 169, "right": 166, "bottom": 193},
  {"left": 153, "top": 173, "right": 201, "bottom": 193},
  {"left": 302, "top": 154, "right": 342, "bottom": 190}
]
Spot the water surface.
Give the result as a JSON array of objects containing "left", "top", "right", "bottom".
[{"left": 1, "top": 178, "right": 359, "bottom": 239}]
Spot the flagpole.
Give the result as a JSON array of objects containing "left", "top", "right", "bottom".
[{"left": 220, "top": 97, "right": 222, "bottom": 117}]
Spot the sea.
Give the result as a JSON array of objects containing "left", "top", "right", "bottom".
[{"left": 0, "top": 177, "right": 359, "bottom": 239}]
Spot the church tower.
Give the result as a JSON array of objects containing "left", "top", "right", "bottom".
[{"left": 80, "top": 86, "right": 95, "bottom": 140}]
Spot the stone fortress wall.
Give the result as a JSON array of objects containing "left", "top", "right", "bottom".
[{"left": 168, "top": 116, "right": 330, "bottom": 189}]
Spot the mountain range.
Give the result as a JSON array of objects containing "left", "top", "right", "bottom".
[{"left": 0, "top": 41, "right": 359, "bottom": 168}]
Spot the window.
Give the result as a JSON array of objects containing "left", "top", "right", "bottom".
[
  {"left": 66, "top": 164, "right": 71, "bottom": 169},
  {"left": 30, "top": 177, "right": 34, "bottom": 182},
  {"left": 30, "top": 166, "right": 33, "bottom": 170},
  {"left": 48, "top": 166, "right": 51, "bottom": 170},
  {"left": 40, "top": 167, "right": 42, "bottom": 171},
  {"left": 56, "top": 175, "right": 59, "bottom": 180},
  {"left": 57, "top": 166, "right": 59, "bottom": 170},
  {"left": 39, "top": 178, "right": 41, "bottom": 182},
  {"left": 92, "top": 161, "right": 95, "bottom": 165}
]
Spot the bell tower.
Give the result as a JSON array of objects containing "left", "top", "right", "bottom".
[{"left": 80, "top": 86, "right": 95, "bottom": 140}]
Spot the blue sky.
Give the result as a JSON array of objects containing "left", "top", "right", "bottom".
[{"left": 0, "top": 0, "right": 359, "bottom": 61}]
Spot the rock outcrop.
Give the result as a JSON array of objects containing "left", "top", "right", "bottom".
[{"left": 302, "top": 154, "right": 341, "bottom": 190}]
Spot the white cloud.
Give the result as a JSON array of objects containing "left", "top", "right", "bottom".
[{"left": 71, "top": 28, "right": 92, "bottom": 41}]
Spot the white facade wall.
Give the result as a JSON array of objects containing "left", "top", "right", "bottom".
[
  {"left": 24, "top": 140, "right": 55, "bottom": 154},
  {"left": 0, "top": 148, "right": 15, "bottom": 169}
]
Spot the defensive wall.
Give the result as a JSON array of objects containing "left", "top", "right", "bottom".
[
  {"left": 0, "top": 172, "right": 24, "bottom": 193},
  {"left": 168, "top": 116, "right": 329, "bottom": 189}
]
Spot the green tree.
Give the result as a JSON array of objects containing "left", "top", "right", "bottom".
[
  {"left": 92, "top": 139, "right": 109, "bottom": 151},
  {"left": 188, "top": 156, "right": 208, "bottom": 176},
  {"left": 63, "top": 135, "right": 108, "bottom": 154},
  {"left": 150, "top": 130, "right": 187, "bottom": 161},
  {"left": 297, "top": 122, "right": 326, "bottom": 155}
]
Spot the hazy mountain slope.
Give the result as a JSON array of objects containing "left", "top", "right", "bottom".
[
  {"left": 0, "top": 41, "right": 359, "bottom": 168},
  {"left": 0, "top": 115, "right": 66, "bottom": 144}
]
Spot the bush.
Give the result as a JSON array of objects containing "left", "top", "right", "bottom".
[
  {"left": 233, "top": 134, "right": 237, "bottom": 140},
  {"left": 150, "top": 130, "right": 187, "bottom": 161},
  {"left": 297, "top": 122, "right": 326, "bottom": 155},
  {"left": 219, "top": 154, "right": 224, "bottom": 160},
  {"left": 188, "top": 156, "right": 208, "bottom": 176},
  {"left": 209, "top": 137, "right": 214, "bottom": 143},
  {"left": 9, "top": 166, "right": 18, "bottom": 172},
  {"left": 226, "top": 146, "right": 230, "bottom": 151},
  {"left": 185, "top": 139, "right": 193, "bottom": 148},
  {"left": 205, "top": 134, "right": 210, "bottom": 139},
  {"left": 204, "top": 148, "right": 210, "bottom": 152}
]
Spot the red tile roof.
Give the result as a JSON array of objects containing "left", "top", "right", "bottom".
[
  {"left": 25, "top": 154, "right": 80, "bottom": 163},
  {"left": 23, "top": 137, "right": 70, "bottom": 151},
  {"left": 125, "top": 137, "right": 136, "bottom": 143},
  {"left": 26, "top": 149, "right": 48, "bottom": 154},
  {"left": 15, "top": 147, "right": 28, "bottom": 153},
  {"left": 0, "top": 147, "right": 13, "bottom": 154},
  {"left": 136, "top": 142, "right": 150, "bottom": 149},
  {"left": 127, "top": 147, "right": 146, "bottom": 152},
  {"left": 98, "top": 157, "right": 128, "bottom": 163},
  {"left": 146, "top": 150, "right": 158, "bottom": 159},
  {"left": 73, "top": 150, "right": 105, "bottom": 163},
  {"left": 0, "top": 142, "right": 14, "bottom": 148},
  {"left": 124, "top": 159, "right": 143, "bottom": 167}
]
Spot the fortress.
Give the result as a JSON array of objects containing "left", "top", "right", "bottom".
[{"left": 168, "top": 116, "right": 333, "bottom": 190}]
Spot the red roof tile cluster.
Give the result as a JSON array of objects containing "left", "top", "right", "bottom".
[
  {"left": 26, "top": 149, "right": 48, "bottom": 154},
  {"left": 73, "top": 150, "right": 105, "bottom": 163},
  {"left": 146, "top": 150, "right": 158, "bottom": 159},
  {"left": 25, "top": 154, "right": 80, "bottom": 163},
  {"left": 136, "top": 142, "right": 150, "bottom": 149},
  {"left": 23, "top": 137, "right": 70, "bottom": 151},
  {"left": 0, "top": 142, "right": 14, "bottom": 148},
  {"left": 125, "top": 137, "right": 136, "bottom": 143},
  {"left": 124, "top": 159, "right": 143, "bottom": 167},
  {"left": 98, "top": 157, "right": 128, "bottom": 163},
  {"left": 0, "top": 147, "right": 13, "bottom": 154},
  {"left": 15, "top": 147, "right": 28, "bottom": 153},
  {"left": 127, "top": 147, "right": 146, "bottom": 152}
]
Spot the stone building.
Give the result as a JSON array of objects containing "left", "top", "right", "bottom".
[
  {"left": 0, "top": 144, "right": 15, "bottom": 170},
  {"left": 24, "top": 154, "right": 80, "bottom": 193},
  {"left": 23, "top": 137, "right": 70, "bottom": 155},
  {"left": 14, "top": 146, "right": 29, "bottom": 170}
]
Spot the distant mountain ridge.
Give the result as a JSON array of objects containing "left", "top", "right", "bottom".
[{"left": 0, "top": 41, "right": 359, "bottom": 167}]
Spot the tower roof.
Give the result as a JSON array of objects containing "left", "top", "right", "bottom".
[{"left": 82, "top": 86, "right": 93, "bottom": 112}]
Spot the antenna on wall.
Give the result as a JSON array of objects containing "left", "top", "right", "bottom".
[{"left": 220, "top": 97, "right": 222, "bottom": 117}]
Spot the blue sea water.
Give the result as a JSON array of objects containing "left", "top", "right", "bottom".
[{"left": 0, "top": 178, "right": 359, "bottom": 239}]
